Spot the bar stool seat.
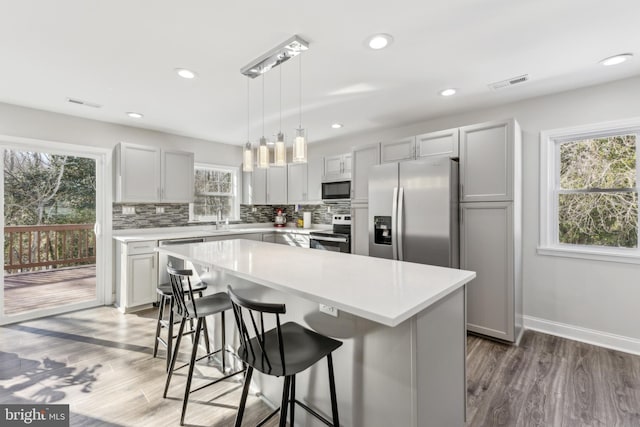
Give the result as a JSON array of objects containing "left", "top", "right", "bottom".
[
  {"left": 228, "top": 285, "right": 342, "bottom": 427},
  {"left": 153, "top": 281, "right": 209, "bottom": 371}
]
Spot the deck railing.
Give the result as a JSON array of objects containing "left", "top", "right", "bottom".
[{"left": 4, "top": 224, "right": 96, "bottom": 273}]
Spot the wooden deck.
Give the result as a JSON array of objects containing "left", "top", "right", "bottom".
[{"left": 3, "top": 265, "right": 96, "bottom": 315}]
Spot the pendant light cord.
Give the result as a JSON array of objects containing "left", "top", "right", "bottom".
[
  {"left": 246, "top": 78, "right": 250, "bottom": 142},
  {"left": 279, "top": 66, "right": 282, "bottom": 133},
  {"left": 262, "top": 74, "right": 265, "bottom": 138},
  {"left": 298, "top": 53, "right": 302, "bottom": 128}
]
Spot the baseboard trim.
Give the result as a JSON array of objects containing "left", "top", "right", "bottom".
[{"left": 523, "top": 315, "right": 640, "bottom": 356}]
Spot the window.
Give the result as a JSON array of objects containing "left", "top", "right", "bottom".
[
  {"left": 539, "top": 119, "right": 640, "bottom": 263},
  {"left": 189, "top": 163, "right": 240, "bottom": 222}
]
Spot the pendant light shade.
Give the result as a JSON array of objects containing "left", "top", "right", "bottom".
[
  {"left": 293, "top": 128, "right": 307, "bottom": 163},
  {"left": 274, "top": 132, "right": 286, "bottom": 166},
  {"left": 257, "top": 137, "right": 270, "bottom": 168},
  {"left": 243, "top": 142, "right": 253, "bottom": 172}
]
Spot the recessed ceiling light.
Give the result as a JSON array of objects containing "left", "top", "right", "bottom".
[
  {"left": 600, "top": 53, "right": 633, "bottom": 66},
  {"left": 175, "top": 68, "right": 197, "bottom": 79},
  {"left": 439, "top": 88, "right": 457, "bottom": 97},
  {"left": 331, "top": 123, "right": 343, "bottom": 129},
  {"left": 367, "top": 34, "right": 393, "bottom": 50},
  {"left": 126, "top": 112, "right": 144, "bottom": 119}
]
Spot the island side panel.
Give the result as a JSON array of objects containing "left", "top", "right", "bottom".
[
  {"left": 206, "top": 272, "right": 416, "bottom": 427},
  {"left": 416, "top": 285, "right": 466, "bottom": 427}
]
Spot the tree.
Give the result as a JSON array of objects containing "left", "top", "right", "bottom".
[
  {"left": 3, "top": 150, "right": 96, "bottom": 225},
  {"left": 558, "top": 135, "right": 637, "bottom": 248}
]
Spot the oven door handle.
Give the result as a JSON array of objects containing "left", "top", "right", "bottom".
[{"left": 310, "top": 236, "right": 349, "bottom": 243}]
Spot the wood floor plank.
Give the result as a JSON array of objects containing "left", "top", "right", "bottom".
[{"left": 3, "top": 307, "right": 640, "bottom": 426}]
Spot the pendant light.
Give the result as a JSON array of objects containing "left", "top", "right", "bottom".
[
  {"left": 274, "top": 66, "right": 286, "bottom": 167},
  {"left": 242, "top": 78, "right": 253, "bottom": 172},
  {"left": 292, "top": 53, "right": 307, "bottom": 163},
  {"left": 257, "top": 73, "right": 270, "bottom": 169}
]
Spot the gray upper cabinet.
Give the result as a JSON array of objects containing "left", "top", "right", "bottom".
[
  {"left": 459, "top": 119, "right": 514, "bottom": 202},
  {"left": 415, "top": 128, "right": 459, "bottom": 159},
  {"left": 246, "top": 167, "right": 287, "bottom": 205},
  {"left": 381, "top": 137, "right": 416, "bottom": 163},
  {"left": 307, "top": 155, "right": 323, "bottom": 202},
  {"left": 251, "top": 168, "right": 267, "bottom": 204},
  {"left": 162, "top": 149, "right": 195, "bottom": 203},
  {"left": 323, "top": 153, "right": 352, "bottom": 181},
  {"left": 461, "top": 201, "right": 517, "bottom": 342},
  {"left": 266, "top": 166, "right": 288, "bottom": 204},
  {"left": 382, "top": 128, "right": 459, "bottom": 164},
  {"left": 115, "top": 142, "right": 194, "bottom": 203},
  {"left": 351, "top": 143, "right": 380, "bottom": 202},
  {"left": 287, "top": 163, "right": 308, "bottom": 203}
]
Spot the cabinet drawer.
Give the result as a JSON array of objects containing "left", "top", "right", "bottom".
[{"left": 127, "top": 240, "right": 157, "bottom": 255}]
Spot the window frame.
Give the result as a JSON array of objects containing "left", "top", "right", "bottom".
[
  {"left": 188, "top": 163, "right": 240, "bottom": 222},
  {"left": 539, "top": 118, "right": 640, "bottom": 264}
]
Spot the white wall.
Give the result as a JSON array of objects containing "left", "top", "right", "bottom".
[
  {"left": 0, "top": 102, "right": 242, "bottom": 166},
  {"left": 310, "top": 75, "right": 640, "bottom": 344}
]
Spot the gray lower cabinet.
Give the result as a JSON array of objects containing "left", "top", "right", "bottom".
[
  {"left": 205, "top": 233, "right": 263, "bottom": 242},
  {"left": 115, "top": 240, "right": 158, "bottom": 313},
  {"left": 274, "top": 233, "right": 310, "bottom": 248},
  {"left": 351, "top": 203, "right": 369, "bottom": 255},
  {"left": 461, "top": 201, "right": 522, "bottom": 343}
]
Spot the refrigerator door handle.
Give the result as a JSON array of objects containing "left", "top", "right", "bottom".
[
  {"left": 397, "top": 187, "right": 404, "bottom": 261},
  {"left": 391, "top": 186, "right": 398, "bottom": 260}
]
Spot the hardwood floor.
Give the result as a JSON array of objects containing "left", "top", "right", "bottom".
[
  {"left": 467, "top": 332, "right": 640, "bottom": 427},
  {"left": 0, "top": 306, "right": 277, "bottom": 426},
  {"left": 2, "top": 306, "right": 640, "bottom": 426}
]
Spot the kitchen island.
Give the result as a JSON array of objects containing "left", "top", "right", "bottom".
[{"left": 156, "top": 239, "right": 476, "bottom": 427}]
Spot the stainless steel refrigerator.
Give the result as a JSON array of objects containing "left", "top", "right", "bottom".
[{"left": 368, "top": 158, "right": 459, "bottom": 268}]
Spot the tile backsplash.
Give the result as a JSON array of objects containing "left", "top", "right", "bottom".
[
  {"left": 239, "top": 202, "right": 351, "bottom": 225},
  {"left": 113, "top": 204, "right": 190, "bottom": 229},
  {"left": 113, "top": 201, "right": 351, "bottom": 229}
]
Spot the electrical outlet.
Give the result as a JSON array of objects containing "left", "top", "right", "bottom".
[
  {"left": 122, "top": 206, "right": 135, "bottom": 215},
  {"left": 327, "top": 206, "right": 331, "bottom": 213},
  {"left": 251, "top": 207, "right": 257, "bottom": 213},
  {"left": 319, "top": 304, "right": 338, "bottom": 317},
  {"left": 156, "top": 206, "right": 165, "bottom": 214}
]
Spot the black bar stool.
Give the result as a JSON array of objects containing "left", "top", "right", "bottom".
[
  {"left": 163, "top": 267, "right": 245, "bottom": 426},
  {"left": 153, "top": 281, "right": 209, "bottom": 372},
  {"left": 228, "top": 285, "right": 342, "bottom": 427}
]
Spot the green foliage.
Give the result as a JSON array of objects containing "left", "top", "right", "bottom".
[
  {"left": 4, "top": 150, "right": 96, "bottom": 226},
  {"left": 558, "top": 135, "right": 637, "bottom": 248}
]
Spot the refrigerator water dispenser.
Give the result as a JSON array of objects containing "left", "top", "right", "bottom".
[{"left": 373, "top": 216, "right": 392, "bottom": 245}]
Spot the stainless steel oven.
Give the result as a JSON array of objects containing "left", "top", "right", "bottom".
[
  {"left": 309, "top": 233, "right": 350, "bottom": 253},
  {"left": 309, "top": 214, "right": 351, "bottom": 253}
]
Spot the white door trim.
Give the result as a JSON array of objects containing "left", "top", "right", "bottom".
[{"left": 0, "top": 134, "right": 113, "bottom": 324}]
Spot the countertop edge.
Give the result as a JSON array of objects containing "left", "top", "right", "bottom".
[{"left": 156, "top": 245, "right": 476, "bottom": 327}]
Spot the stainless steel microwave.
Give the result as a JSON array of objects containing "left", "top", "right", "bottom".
[{"left": 322, "top": 180, "right": 351, "bottom": 201}]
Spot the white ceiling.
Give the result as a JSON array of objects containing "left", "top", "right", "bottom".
[{"left": 1, "top": 0, "right": 639, "bottom": 146}]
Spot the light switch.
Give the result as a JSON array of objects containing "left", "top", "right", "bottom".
[{"left": 122, "top": 206, "right": 135, "bottom": 215}]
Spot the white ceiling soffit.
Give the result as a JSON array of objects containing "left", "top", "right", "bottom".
[{"left": 0, "top": 0, "right": 639, "bottom": 146}]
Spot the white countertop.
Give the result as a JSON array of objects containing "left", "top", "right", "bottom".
[
  {"left": 113, "top": 225, "right": 329, "bottom": 242},
  {"left": 156, "top": 239, "right": 476, "bottom": 327}
]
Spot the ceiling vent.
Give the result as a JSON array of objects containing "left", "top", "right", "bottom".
[
  {"left": 488, "top": 74, "right": 529, "bottom": 91},
  {"left": 66, "top": 97, "right": 102, "bottom": 108}
]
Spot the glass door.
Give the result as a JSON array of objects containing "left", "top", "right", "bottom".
[{"left": 0, "top": 144, "right": 106, "bottom": 324}]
